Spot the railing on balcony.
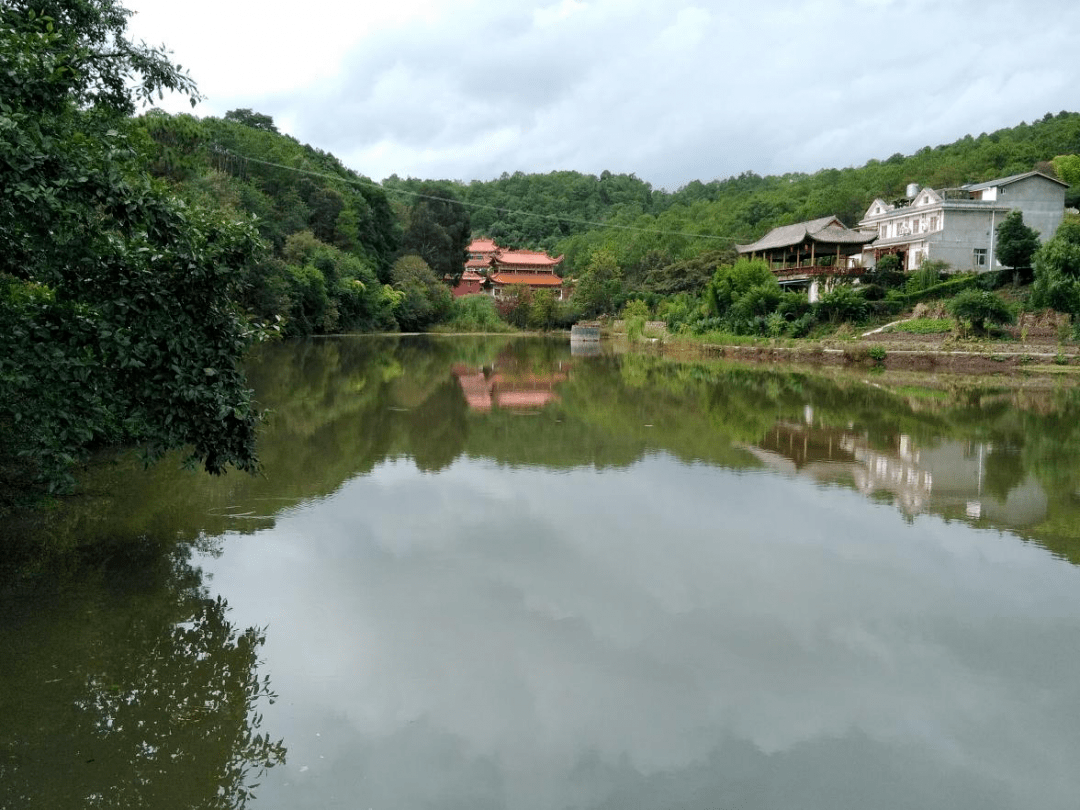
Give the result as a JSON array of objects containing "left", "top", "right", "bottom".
[{"left": 771, "top": 263, "right": 866, "bottom": 279}]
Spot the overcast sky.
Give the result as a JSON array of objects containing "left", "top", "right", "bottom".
[{"left": 125, "top": 0, "right": 1080, "bottom": 191}]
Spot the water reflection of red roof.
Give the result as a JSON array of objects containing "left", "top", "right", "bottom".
[
  {"left": 489, "top": 372, "right": 568, "bottom": 386},
  {"left": 496, "top": 390, "right": 558, "bottom": 409},
  {"left": 452, "top": 364, "right": 566, "bottom": 411},
  {"left": 452, "top": 368, "right": 492, "bottom": 410},
  {"left": 490, "top": 272, "right": 564, "bottom": 286}
]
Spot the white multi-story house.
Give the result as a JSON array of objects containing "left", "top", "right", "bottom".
[{"left": 859, "top": 171, "right": 1068, "bottom": 272}]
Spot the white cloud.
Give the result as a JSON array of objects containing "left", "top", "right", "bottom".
[
  {"left": 207, "top": 456, "right": 1080, "bottom": 809},
  {"left": 533, "top": 0, "right": 587, "bottom": 28},
  {"left": 124, "top": 0, "right": 1080, "bottom": 189}
]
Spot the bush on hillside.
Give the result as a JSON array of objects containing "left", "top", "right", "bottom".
[
  {"left": 445, "top": 294, "right": 512, "bottom": 332},
  {"left": 868, "top": 254, "right": 905, "bottom": 289},
  {"left": 947, "top": 289, "right": 1014, "bottom": 335},
  {"left": 391, "top": 255, "right": 452, "bottom": 331},
  {"left": 906, "top": 260, "right": 949, "bottom": 293},
  {"left": 816, "top": 284, "right": 868, "bottom": 324},
  {"left": 1031, "top": 216, "right": 1080, "bottom": 316}
]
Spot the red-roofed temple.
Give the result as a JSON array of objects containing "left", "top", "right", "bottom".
[{"left": 452, "top": 238, "right": 567, "bottom": 300}]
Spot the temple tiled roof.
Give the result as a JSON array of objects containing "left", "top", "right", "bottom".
[
  {"left": 468, "top": 237, "right": 499, "bottom": 253},
  {"left": 495, "top": 249, "right": 564, "bottom": 267},
  {"left": 736, "top": 216, "right": 874, "bottom": 253}
]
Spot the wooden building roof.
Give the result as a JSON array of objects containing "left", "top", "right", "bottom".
[{"left": 736, "top": 216, "right": 875, "bottom": 254}]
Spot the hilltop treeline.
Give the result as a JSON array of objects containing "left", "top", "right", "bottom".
[
  {"left": 135, "top": 107, "right": 1080, "bottom": 336},
  {"left": 137, "top": 110, "right": 410, "bottom": 335},
  {"left": 139, "top": 108, "right": 1075, "bottom": 317},
  {"left": 141, "top": 108, "right": 1080, "bottom": 322},
  {"left": 386, "top": 111, "right": 1080, "bottom": 285}
]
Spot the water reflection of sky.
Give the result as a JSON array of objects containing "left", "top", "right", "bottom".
[{"left": 204, "top": 454, "right": 1080, "bottom": 810}]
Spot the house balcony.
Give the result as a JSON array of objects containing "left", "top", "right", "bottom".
[{"left": 771, "top": 262, "right": 866, "bottom": 281}]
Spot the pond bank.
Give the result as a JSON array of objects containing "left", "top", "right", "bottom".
[
  {"left": 685, "top": 341, "right": 1080, "bottom": 375},
  {"left": 603, "top": 320, "right": 1080, "bottom": 377}
]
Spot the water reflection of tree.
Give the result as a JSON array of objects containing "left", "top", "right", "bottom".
[
  {"left": 0, "top": 539, "right": 285, "bottom": 809},
  {"left": 43, "top": 337, "right": 1080, "bottom": 567},
  {"left": 408, "top": 378, "right": 470, "bottom": 472},
  {"left": 983, "top": 443, "right": 1025, "bottom": 501}
]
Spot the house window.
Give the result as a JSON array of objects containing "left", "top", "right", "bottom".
[
  {"left": 973, "top": 248, "right": 987, "bottom": 267},
  {"left": 880, "top": 225, "right": 888, "bottom": 238},
  {"left": 929, "top": 215, "right": 938, "bottom": 231}
]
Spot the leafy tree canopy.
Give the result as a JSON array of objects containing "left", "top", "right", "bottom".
[
  {"left": 390, "top": 254, "right": 452, "bottom": 331},
  {"left": 0, "top": 0, "right": 263, "bottom": 501},
  {"left": 224, "top": 107, "right": 279, "bottom": 133},
  {"left": 399, "top": 182, "right": 471, "bottom": 286},
  {"left": 948, "top": 289, "right": 1014, "bottom": 335},
  {"left": 995, "top": 210, "right": 1040, "bottom": 272},
  {"left": 1032, "top": 214, "right": 1080, "bottom": 315}
]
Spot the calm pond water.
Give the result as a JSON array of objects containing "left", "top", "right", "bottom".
[{"left": 3, "top": 335, "right": 1080, "bottom": 810}]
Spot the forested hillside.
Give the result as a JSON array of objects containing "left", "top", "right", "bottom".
[
  {"left": 139, "top": 108, "right": 1080, "bottom": 315},
  {"left": 135, "top": 106, "right": 1080, "bottom": 333},
  {"left": 137, "top": 110, "right": 406, "bottom": 335},
  {"left": 385, "top": 111, "right": 1080, "bottom": 289}
]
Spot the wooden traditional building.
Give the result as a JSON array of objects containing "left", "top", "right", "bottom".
[{"left": 736, "top": 215, "right": 875, "bottom": 284}]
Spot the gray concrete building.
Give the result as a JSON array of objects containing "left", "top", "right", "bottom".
[{"left": 858, "top": 171, "right": 1068, "bottom": 272}]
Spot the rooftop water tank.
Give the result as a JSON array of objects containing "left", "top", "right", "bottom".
[{"left": 906, "top": 183, "right": 921, "bottom": 198}]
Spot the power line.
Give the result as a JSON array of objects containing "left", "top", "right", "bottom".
[{"left": 211, "top": 146, "right": 748, "bottom": 245}]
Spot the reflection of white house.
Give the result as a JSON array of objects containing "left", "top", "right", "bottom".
[
  {"left": 859, "top": 171, "right": 1068, "bottom": 272},
  {"left": 745, "top": 419, "right": 1047, "bottom": 530}
]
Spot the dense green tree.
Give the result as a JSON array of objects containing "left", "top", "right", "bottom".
[
  {"left": 574, "top": 249, "right": 624, "bottom": 317},
  {"left": 644, "top": 249, "right": 733, "bottom": 294},
  {"left": 1031, "top": 216, "right": 1080, "bottom": 316},
  {"left": 704, "top": 259, "right": 776, "bottom": 316},
  {"left": 495, "top": 285, "right": 534, "bottom": 329},
  {"left": 0, "top": 0, "right": 264, "bottom": 500},
  {"left": 1051, "top": 154, "right": 1080, "bottom": 186},
  {"left": 399, "top": 183, "right": 471, "bottom": 286},
  {"left": 816, "top": 284, "right": 869, "bottom": 324},
  {"left": 947, "top": 289, "right": 1014, "bottom": 335},
  {"left": 874, "top": 254, "right": 903, "bottom": 275},
  {"left": 529, "top": 289, "right": 559, "bottom": 330},
  {"left": 995, "top": 210, "right": 1041, "bottom": 282},
  {"left": 390, "top": 255, "right": 452, "bottom": 331},
  {"left": 278, "top": 231, "right": 393, "bottom": 335},
  {"left": 224, "top": 107, "right": 279, "bottom": 133},
  {"left": 140, "top": 112, "right": 401, "bottom": 283},
  {"left": 444, "top": 293, "right": 509, "bottom": 332}
]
